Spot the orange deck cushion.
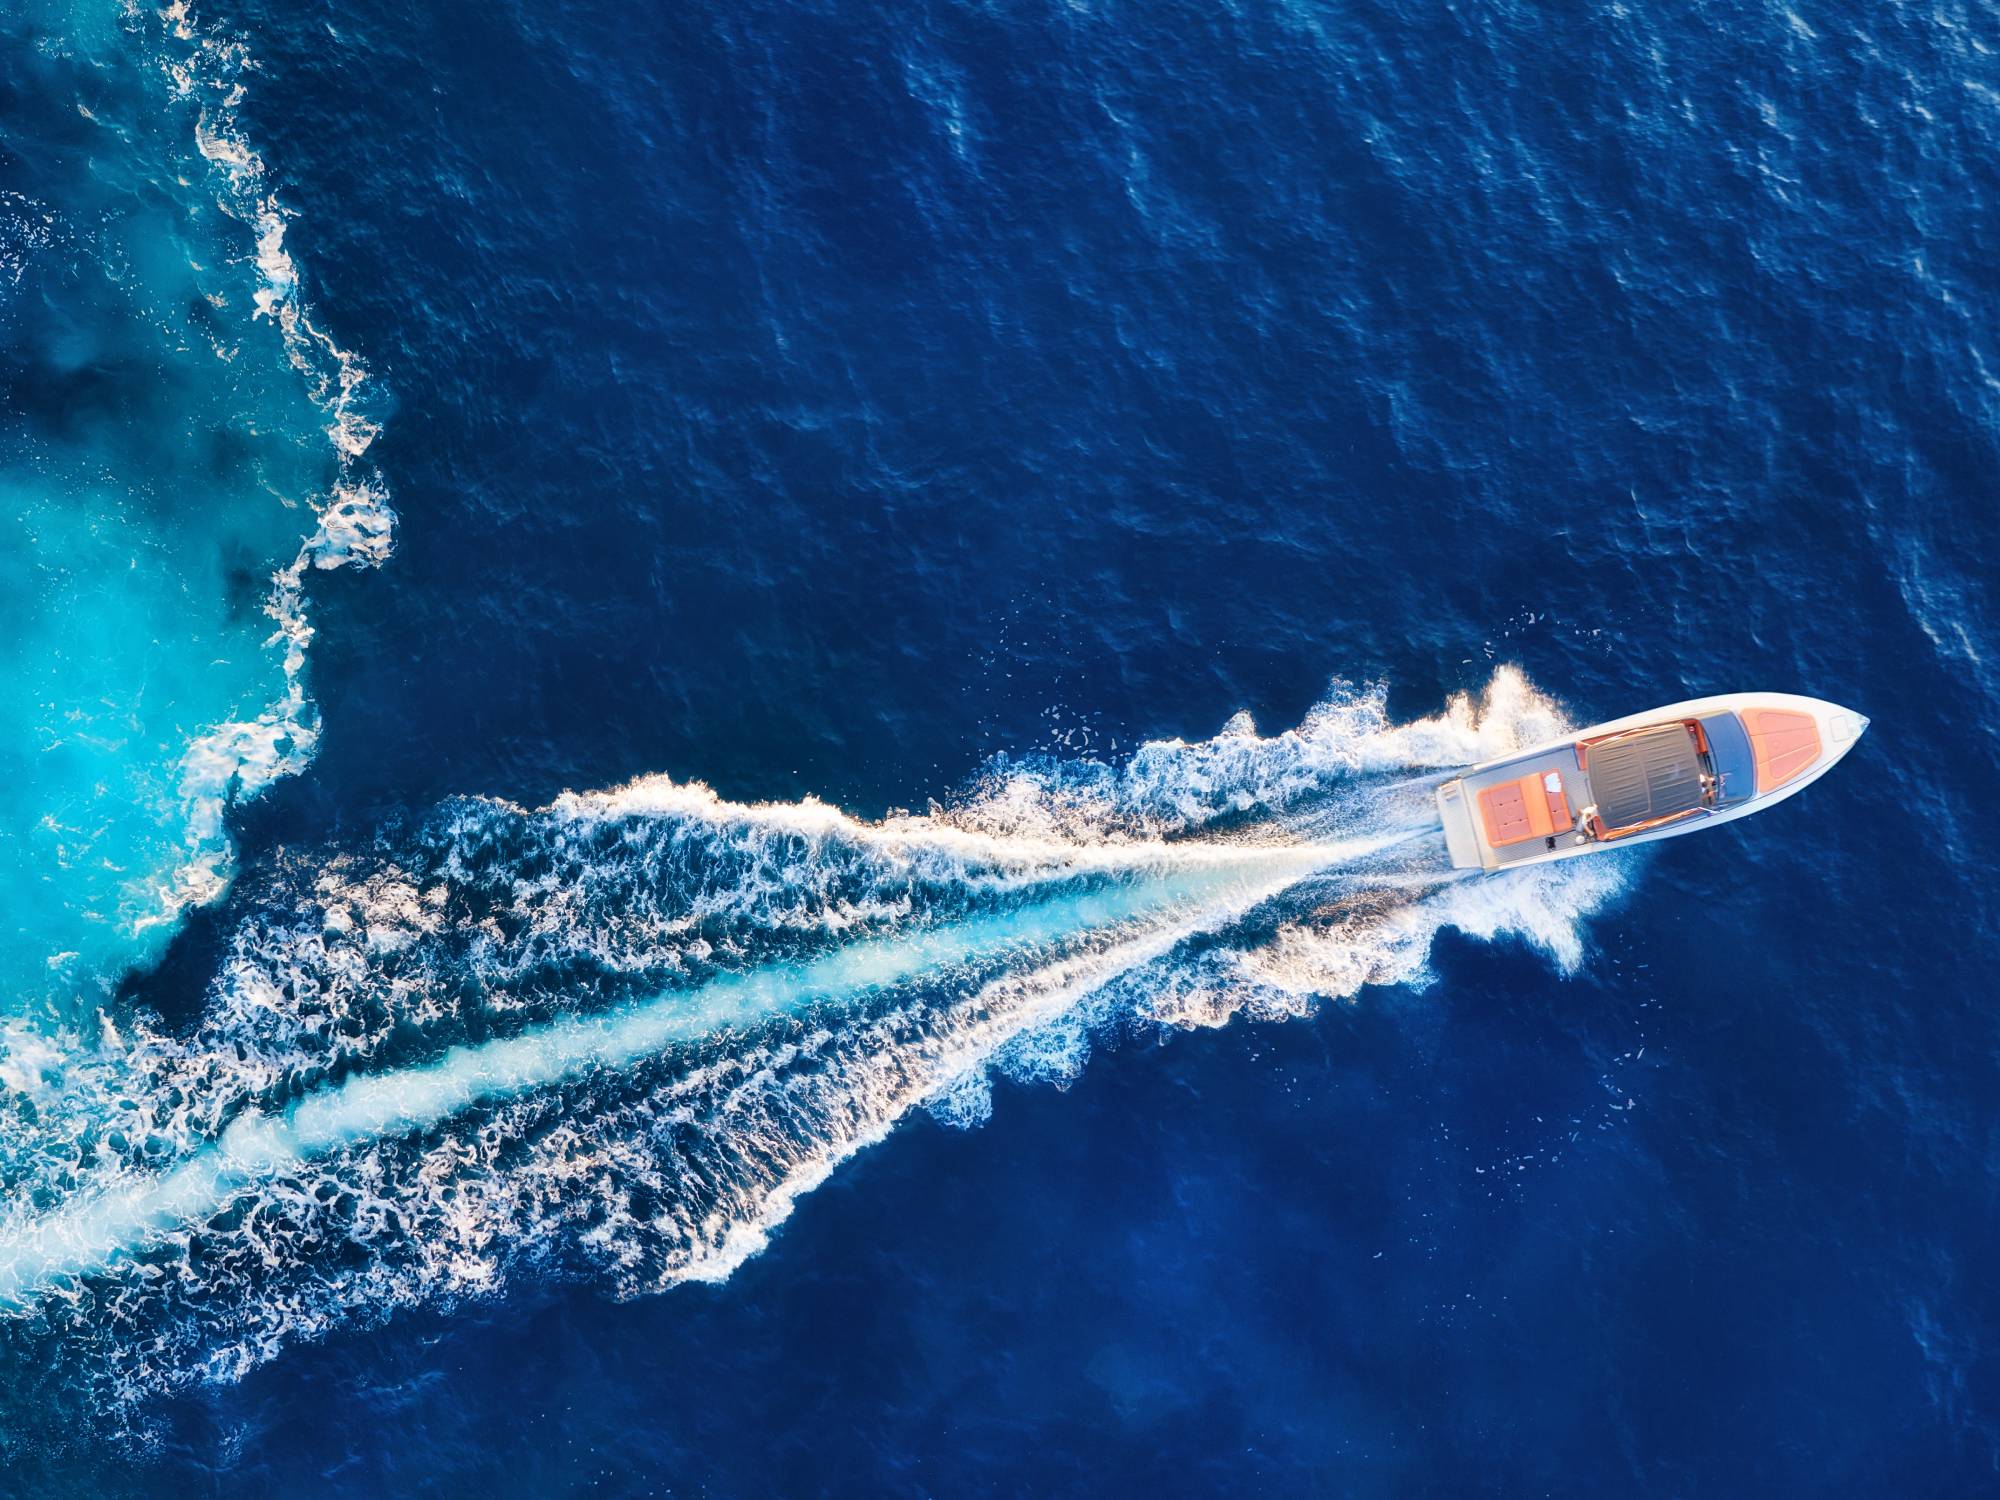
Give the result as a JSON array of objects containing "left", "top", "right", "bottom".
[
  {"left": 1740, "top": 708, "right": 1821, "bottom": 793},
  {"left": 1478, "top": 771, "right": 1573, "bottom": 846}
]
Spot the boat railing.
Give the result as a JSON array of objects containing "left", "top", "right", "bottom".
[{"left": 1579, "top": 804, "right": 1710, "bottom": 843}]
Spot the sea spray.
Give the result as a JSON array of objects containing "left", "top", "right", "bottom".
[
  {"left": 0, "top": 670, "right": 1623, "bottom": 1409},
  {"left": 0, "top": 841, "right": 1345, "bottom": 1307}
]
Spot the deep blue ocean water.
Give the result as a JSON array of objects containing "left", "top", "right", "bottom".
[{"left": 2, "top": 0, "right": 1998, "bottom": 1493}]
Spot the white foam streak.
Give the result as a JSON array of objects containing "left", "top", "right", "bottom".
[
  {"left": 956, "top": 665, "right": 1569, "bottom": 840},
  {"left": 0, "top": 847, "right": 1328, "bottom": 1307},
  {"left": 0, "top": 670, "right": 1624, "bottom": 1403},
  {"left": 140, "top": 3, "right": 397, "bottom": 933}
]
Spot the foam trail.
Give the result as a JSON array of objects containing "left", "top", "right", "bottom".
[
  {"left": 0, "top": 839, "right": 1358, "bottom": 1308},
  {"left": 0, "top": 670, "right": 1620, "bottom": 1410}
]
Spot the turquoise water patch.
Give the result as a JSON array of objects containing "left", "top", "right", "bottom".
[{"left": 0, "top": 3, "right": 383, "bottom": 1014}]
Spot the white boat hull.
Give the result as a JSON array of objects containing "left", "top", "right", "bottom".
[{"left": 1436, "top": 691, "right": 1869, "bottom": 871}]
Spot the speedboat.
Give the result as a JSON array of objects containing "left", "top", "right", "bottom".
[{"left": 1435, "top": 692, "right": 1869, "bottom": 871}]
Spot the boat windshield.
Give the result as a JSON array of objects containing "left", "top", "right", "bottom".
[{"left": 1700, "top": 711, "right": 1758, "bottom": 805}]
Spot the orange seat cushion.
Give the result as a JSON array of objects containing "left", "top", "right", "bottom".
[
  {"left": 1478, "top": 771, "right": 1573, "bottom": 846},
  {"left": 1741, "top": 709, "right": 1821, "bottom": 793},
  {"left": 1479, "top": 780, "right": 1532, "bottom": 845}
]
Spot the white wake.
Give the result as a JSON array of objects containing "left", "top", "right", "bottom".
[{"left": 0, "top": 669, "right": 1624, "bottom": 1412}]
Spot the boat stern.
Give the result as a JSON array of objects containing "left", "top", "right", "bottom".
[{"left": 1435, "top": 777, "right": 1486, "bottom": 870}]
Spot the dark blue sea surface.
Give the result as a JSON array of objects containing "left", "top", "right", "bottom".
[{"left": 2, "top": 0, "right": 1997, "bottom": 1493}]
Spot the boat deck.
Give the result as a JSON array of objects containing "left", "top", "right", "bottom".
[{"left": 1457, "top": 743, "right": 1595, "bottom": 866}]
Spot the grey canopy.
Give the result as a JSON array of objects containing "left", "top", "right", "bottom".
[{"left": 1587, "top": 725, "right": 1707, "bottom": 830}]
